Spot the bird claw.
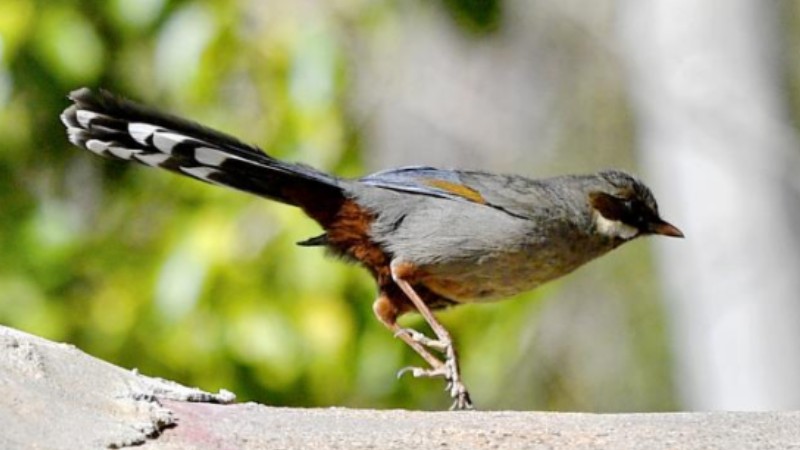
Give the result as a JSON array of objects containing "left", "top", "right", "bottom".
[
  {"left": 395, "top": 353, "right": 473, "bottom": 410},
  {"left": 449, "top": 387, "right": 473, "bottom": 411},
  {"left": 396, "top": 365, "right": 447, "bottom": 379},
  {"left": 393, "top": 328, "right": 449, "bottom": 351},
  {"left": 442, "top": 355, "right": 473, "bottom": 410}
]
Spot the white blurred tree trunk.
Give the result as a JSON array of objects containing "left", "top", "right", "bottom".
[{"left": 618, "top": 0, "right": 800, "bottom": 409}]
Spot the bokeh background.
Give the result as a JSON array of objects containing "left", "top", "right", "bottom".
[{"left": 2, "top": 0, "right": 800, "bottom": 411}]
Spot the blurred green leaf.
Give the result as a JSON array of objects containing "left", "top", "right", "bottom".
[
  {"left": 441, "top": 0, "right": 501, "bottom": 33},
  {"left": 33, "top": 6, "right": 105, "bottom": 84}
]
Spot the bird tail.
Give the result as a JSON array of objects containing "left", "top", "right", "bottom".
[{"left": 61, "top": 88, "right": 345, "bottom": 225}]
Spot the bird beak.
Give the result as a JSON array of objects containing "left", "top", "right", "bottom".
[{"left": 649, "top": 220, "right": 684, "bottom": 238}]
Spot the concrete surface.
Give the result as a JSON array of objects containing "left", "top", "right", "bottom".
[{"left": 2, "top": 325, "right": 799, "bottom": 449}]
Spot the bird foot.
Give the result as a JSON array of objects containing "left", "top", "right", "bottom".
[
  {"left": 442, "top": 351, "right": 473, "bottom": 411},
  {"left": 396, "top": 365, "right": 447, "bottom": 379},
  {"left": 448, "top": 385, "right": 473, "bottom": 411},
  {"left": 394, "top": 328, "right": 449, "bottom": 351},
  {"left": 394, "top": 329, "right": 473, "bottom": 410},
  {"left": 396, "top": 363, "right": 473, "bottom": 410}
]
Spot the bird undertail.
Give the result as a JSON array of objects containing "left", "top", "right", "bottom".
[{"left": 61, "top": 88, "right": 345, "bottom": 225}]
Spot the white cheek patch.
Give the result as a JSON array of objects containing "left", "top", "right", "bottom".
[{"left": 594, "top": 211, "right": 639, "bottom": 240}]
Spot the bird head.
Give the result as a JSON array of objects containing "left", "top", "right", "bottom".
[{"left": 587, "top": 170, "right": 683, "bottom": 241}]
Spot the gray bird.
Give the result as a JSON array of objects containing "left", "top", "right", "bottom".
[{"left": 61, "top": 88, "right": 683, "bottom": 410}]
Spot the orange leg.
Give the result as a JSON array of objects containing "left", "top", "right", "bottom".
[
  {"left": 372, "top": 295, "right": 445, "bottom": 371},
  {"left": 388, "top": 262, "right": 473, "bottom": 410}
]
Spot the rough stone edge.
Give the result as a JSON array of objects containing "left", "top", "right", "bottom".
[{"left": 0, "top": 325, "right": 234, "bottom": 449}]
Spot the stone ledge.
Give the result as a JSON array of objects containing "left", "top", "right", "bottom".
[{"left": 2, "top": 325, "right": 797, "bottom": 449}]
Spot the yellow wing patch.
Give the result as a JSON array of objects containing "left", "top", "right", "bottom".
[{"left": 423, "top": 179, "right": 487, "bottom": 204}]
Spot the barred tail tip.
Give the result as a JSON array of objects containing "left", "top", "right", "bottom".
[{"left": 60, "top": 87, "right": 342, "bottom": 205}]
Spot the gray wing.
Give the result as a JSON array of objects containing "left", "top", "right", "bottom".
[{"left": 359, "top": 166, "right": 550, "bottom": 219}]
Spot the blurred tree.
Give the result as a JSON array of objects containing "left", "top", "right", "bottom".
[
  {"left": 620, "top": 0, "right": 800, "bottom": 409},
  {"left": 440, "top": 0, "right": 502, "bottom": 33}
]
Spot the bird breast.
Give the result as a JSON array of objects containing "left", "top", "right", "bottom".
[{"left": 418, "top": 228, "right": 615, "bottom": 303}]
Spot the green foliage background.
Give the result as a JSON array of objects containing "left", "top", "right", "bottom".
[{"left": 0, "top": 0, "right": 675, "bottom": 410}]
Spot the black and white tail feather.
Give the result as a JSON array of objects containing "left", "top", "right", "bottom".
[{"left": 61, "top": 88, "right": 345, "bottom": 224}]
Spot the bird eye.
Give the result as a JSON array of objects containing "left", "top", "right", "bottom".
[{"left": 622, "top": 199, "right": 648, "bottom": 226}]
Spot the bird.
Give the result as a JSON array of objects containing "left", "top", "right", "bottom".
[{"left": 61, "top": 87, "right": 683, "bottom": 410}]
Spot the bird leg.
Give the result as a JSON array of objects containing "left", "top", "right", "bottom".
[
  {"left": 373, "top": 295, "right": 446, "bottom": 372},
  {"left": 373, "top": 293, "right": 472, "bottom": 410},
  {"left": 389, "top": 265, "right": 473, "bottom": 410}
]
